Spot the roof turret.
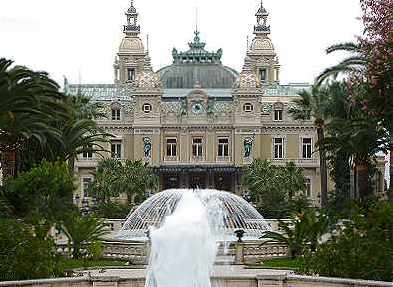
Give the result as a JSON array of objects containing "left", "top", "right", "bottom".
[
  {"left": 124, "top": 0, "right": 141, "bottom": 37},
  {"left": 172, "top": 31, "right": 223, "bottom": 64},
  {"left": 254, "top": 0, "right": 270, "bottom": 36}
]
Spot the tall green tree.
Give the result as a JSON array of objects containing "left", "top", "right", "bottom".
[
  {"left": 89, "top": 159, "right": 158, "bottom": 208},
  {"left": 289, "top": 86, "right": 332, "bottom": 207},
  {"left": 3, "top": 161, "right": 74, "bottom": 231},
  {"left": 243, "top": 159, "right": 309, "bottom": 218},
  {"left": 0, "top": 58, "right": 66, "bottom": 178},
  {"left": 315, "top": 81, "right": 388, "bottom": 201},
  {"left": 323, "top": 115, "right": 386, "bottom": 201},
  {"left": 316, "top": 42, "right": 367, "bottom": 85}
]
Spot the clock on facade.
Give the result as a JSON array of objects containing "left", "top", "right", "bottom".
[{"left": 191, "top": 103, "right": 205, "bottom": 114}]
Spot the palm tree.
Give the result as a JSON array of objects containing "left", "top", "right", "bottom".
[
  {"left": 0, "top": 58, "right": 66, "bottom": 178},
  {"left": 88, "top": 159, "right": 123, "bottom": 205},
  {"left": 260, "top": 210, "right": 329, "bottom": 259},
  {"left": 322, "top": 116, "right": 387, "bottom": 201},
  {"left": 62, "top": 213, "right": 108, "bottom": 259},
  {"left": 289, "top": 86, "right": 332, "bottom": 207},
  {"left": 89, "top": 159, "right": 158, "bottom": 208},
  {"left": 316, "top": 44, "right": 393, "bottom": 200},
  {"left": 118, "top": 160, "right": 158, "bottom": 204},
  {"left": 316, "top": 42, "right": 367, "bottom": 85}
]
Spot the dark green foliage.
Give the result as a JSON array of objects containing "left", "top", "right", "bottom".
[
  {"left": 94, "top": 201, "right": 132, "bottom": 219},
  {"left": 0, "top": 58, "right": 110, "bottom": 177},
  {"left": 243, "top": 159, "right": 309, "bottom": 218},
  {"left": 0, "top": 219, "right": 64, "bottom": 281},
  {"left": 89, "top": 159, "right": 158, "bottom": 207},
  {"left": 260, "top": 209, "right": 329, "bottom": 259},
  {"left": 62, "top": 213, "right": 108, "bottom": 259},
  {"left": 288, "top": 85, "right": 331, "bottom": 207},
  {"left": 302, "top": 202, "right": 393, "bottom": 281},
  {"left": 4, "top": 161, "right": 74, "bottom": 227}
]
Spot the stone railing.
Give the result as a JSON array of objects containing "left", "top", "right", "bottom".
[
  {"left": 243, "top": 243, "right": 288, "bottom": 264},
  {"left": 2, "top": 273, "right": 393, "bottom": 287},
  {"left": 102, "top": 240, "right": 148, "bottom": 265},
  {"left": 56, "top": 240, "right": 287, "bottom": 265}
]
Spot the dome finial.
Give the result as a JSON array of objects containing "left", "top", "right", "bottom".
[
  {"left": 254, "top": 0, "right": 270, "bottom": 36},
  {"left": 124, "top": 0, "right": 141, "bottom": 37}
]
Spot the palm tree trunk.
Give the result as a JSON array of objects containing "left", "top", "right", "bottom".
[
  {"left": 0, "top": 150, "right": 17, "bottom": 180},
  {"left": 68, "top": 156, "right": 75, "bottom": 175},
  {"left": 389, "top": 144, "right": 393, "bottom": 201},
  {"left": 317, "top": 127, "right": 328, "bottom": 208},
  {"left": 356, "top": 163, "right": 370, "bottom": 201}
]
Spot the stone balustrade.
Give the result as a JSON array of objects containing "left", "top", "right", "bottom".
[
  {"left": 2, "top": 273, "right": 392, "bottom": 287},
  {"left": 56, "top": 240, "right": 287, "bottom": 265}
]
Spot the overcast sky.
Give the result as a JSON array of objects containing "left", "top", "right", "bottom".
[{"left": 1, "top": 0, "right": 363, "bottom": 86}]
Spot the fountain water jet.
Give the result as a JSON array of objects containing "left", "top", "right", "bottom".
[{"left": 145, "top": 191, "right": 218, "bottom": 287}]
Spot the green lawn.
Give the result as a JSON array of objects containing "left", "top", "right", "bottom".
[{"left": 63, "top": 259, "right": 128, "bottom": 270}]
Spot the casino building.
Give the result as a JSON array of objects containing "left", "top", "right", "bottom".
[{"left": 67, "top": 1, "right": 385, "bottom": 207}]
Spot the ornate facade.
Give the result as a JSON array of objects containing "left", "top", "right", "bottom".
[{"left": 66, "top": 1, "right": 386, "bottom": 208}]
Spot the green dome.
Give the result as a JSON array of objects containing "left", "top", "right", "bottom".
[
  {"left": 157, "top": 30, "right": 239, "bottom": 89},
  {"left": 158, "top": 63, "right": 238, "bottom": 89}
]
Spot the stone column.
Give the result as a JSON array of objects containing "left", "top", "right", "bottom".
[
  {"left": 234, "top": 242, "right": 245, "bottom": 265},
  {"left": 257, "top": 274, "right": 287, "bottom": 287}
]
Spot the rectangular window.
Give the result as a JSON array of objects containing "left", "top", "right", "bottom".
[
  {"left": 127, "top": 68, "right": 135, "bottom": 81},
  {"left": 273, "top": 138, "right": 284, "bottom": 159},
  {"left": 274, "top": 109, "right": 283, "bottom": 121},
  {"left": 112, "top": 108, "right": 121, "bottom": 120},
  {"left": 192, "top": 138, "right": 203, "bottom": 157},
  {"left": 260, "top": 68, "right": 267, "bottom": 82},
  {"left": 302, "top": 138, "right": 312, "bottom": 159},
  {"left": 82, "top": 177, "right": 92, "bottom": 198},
  {"left": 166, "top": 138, "right": 177, "bottom": 157},
  {"left": 111, "top": 141, "right": 122, "bottom": 159},
  {"left": 305, "top": 178, "right": 312, "bottom": 197},
  {"left": 218, "top": 138, "right": 229, "bottom": 157},
  {"left": 82, "top": 144, "right": 93, "bottom": 159}
]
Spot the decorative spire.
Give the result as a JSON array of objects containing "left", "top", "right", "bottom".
[
  {"left": 189, "top": 30, "right": 206, "bottom": 50},
  {"left": 172, "top": 30, "right": 223, "bottom": 64},
  {"left": 123, "top": 0, "right": 141, "bottom": 37},
  {"left": 254, "top": 0, "right": 270, "bottom": 36}
]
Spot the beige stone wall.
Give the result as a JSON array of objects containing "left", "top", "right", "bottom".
[{"left": 2, "top": 272, "right": 391, "bottom": 287}]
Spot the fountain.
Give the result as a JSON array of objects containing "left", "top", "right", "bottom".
[
  {"left": 117, "top": 189, "right": 271, "bottom": 242},
  {"left": 144, "top": 191, "right": 217, "bottom": 287}
]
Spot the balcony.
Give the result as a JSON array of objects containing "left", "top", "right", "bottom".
[
  {"left": 271, "top": 158, "right": 319, "bottom": 168},
  {"left": 75, "top": 158, "right": 99, "bottom": 169}
]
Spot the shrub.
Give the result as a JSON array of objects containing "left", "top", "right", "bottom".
[
  {"left": 302, "top": 202, "right": 393, "bottom": 281},
  {"left": 0, "top": 219, "right": 64, "bottom": 281},
  {"left": 93, "top": 201, "right": 132, "bottom": 219},
  {"left": 4, "top": 161, "right": 74, "bottom": 227}
]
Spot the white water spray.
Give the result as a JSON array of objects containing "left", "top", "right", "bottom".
[
  {"left": 118, "top": 189, "right": 270, "bottom": 241},
  {"left": 145, "top": 191, "right": 218, "bottom": 287}
]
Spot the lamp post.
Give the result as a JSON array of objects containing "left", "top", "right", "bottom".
[{"left": 234, "top": 229, "right": 245, "bottom": 264}]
